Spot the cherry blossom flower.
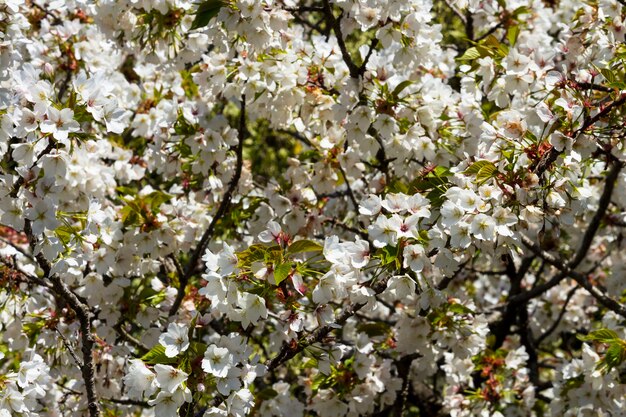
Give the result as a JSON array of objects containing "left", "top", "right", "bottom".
[
  {"left": 123, "top": 359, "right": 157, "bottom": 399},
  {"left": 159, "top": 322, "right": 190, "bottom": 358},
  {"left": 1, "top": 2, "right": 625, "bottom": 416},
  {"left": 39, "top": 108, "right": 79, "bottom": 143},
  {"left": 154, "top": 364, "right": 189, "bottom": 393},
  {"left": 202, "top": 345, "right": 234, "bottom": 378}
]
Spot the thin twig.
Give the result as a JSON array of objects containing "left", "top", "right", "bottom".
[
  {"left": 0, "top": 257, "right": 51, "bottom": 288},
  {"left": 278, "top": 129, "right": 313, "bottom": 147},
  {"left": 520, "top": 233, "right": 626, "bottom": 318},
  {"left": 31, "top": 2, "right": 63, "bottom": 25},
  {"left": 102, "top": 397, "right": 150, "bottom": 407},
  {"left": 0, "top": 236, "right": 36, "bottom": 261},
  {"left": 56, "top": 327, "right": 84, "bottom": 368},
  {"left": 535, "top": 286, "right": 579, "bottom": 345},
  {"left": 474, "top": 22, "right": 503, "bottom": 42},
  {"left": 57, "top": 70, "right": 73, "bottom": 102},
  {"left": 576, "top": 82, "right": 613, "bottom": 93},
  {"left": 114, "top": 322, "right": 150, "bottom": 355},
  {"left": 283, "top": 6, "right": 324, "bottom": 13},
  {"left": 323, "top": 218, "right": 369, "bottom": 240},
  {"left": 57, "top": 383, "right": 149, "bottom": 407},
  {"left": 336, "top": 163, "right": 360, "bottom": 218},
  {"left": 359, "top": 37, "right": 379, "bottom": 74}
]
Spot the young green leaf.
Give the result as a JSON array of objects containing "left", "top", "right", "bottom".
[
  {"left": 577, "top": 329, "right": 619, "bottom": 344},
  {"left": 273, "top": 263, "right": 292, "bottom": 285},
  {"left": 287, "top": 239, "right": 323, "bottom": 254},
  {"left": 191, "top": 0, "right": 226, "bottom": 30},
  {"left": 140, "top": 344, "right": 178, "bottom": 365}
]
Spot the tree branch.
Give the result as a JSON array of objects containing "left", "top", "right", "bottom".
[
  {"left": 322, "top": 0, "right": 361, "bottom": 79},
  {"left": 535, "top": 286, "right": 578, "bottom": 345},
  {"left": 568, "top": 160, "right": 622, "bottom": 269},
  {"left": 520, "top": 233, "right": 626, "bottom": 319},
  {"left": 511, "top": 160, "right": 622, "bottom": 307},
  {"left": 535, "top": 93, "right": 626, "bottom": 177},
  {"left": 9, "top": 139, "right": 57, "bottom": 198},
  {"left": 25, "top": 220, "right": 101, "bottom": 417},
  {"left": 359, "top": 37, "right": 379, "bottom": 74},
  {"left": 576, "top": 82, "right": 613, "bottom": 93},
  {"left": 169, "top": 95, "right": 246, "bottom": 317},
  {"left": 336, "top": 162, "right": 361, "bottom": 219},
  {"left": 210, "top": 274, "right": 392, "bottom": 408},
  {"left": 0, "top": 257, "right": 51, "bottom": 288},
  {"left": 114, "top": 321, "right": 150, "bottom": 355}
]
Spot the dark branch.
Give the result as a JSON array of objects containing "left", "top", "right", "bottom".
[
  {"left": 520, "top": 233, "right": 626, "bottom": 319},
  {"left": 568, "top": 160, "right": 622, "bottom": 269},
  {"left": 322, "top": 0, "right": 361, "bottom": 79},
  {"left": 25, "top": 219, "right": 101, "bottom": 417},
  {"left": 169, "top": 95, "right": 246, "bottom": 317},
  {"left": 535, "top": 93, "right": 626, "bottom": 177}
]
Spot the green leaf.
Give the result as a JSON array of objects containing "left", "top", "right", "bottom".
[
  {"left": 380, "top": 245, "right": 400, "bottom": 267},
  {"left": 392, "top": 80, "right": 413, "bottom": 99},
  {"left": 507, "top": 25, "right": 520, "bottom": 47},
  {"left": 458, "top": 47, "right": 482, "bottom": 61},
  {"left": 464, "top": 160, "right": 495, "bottom": 175},
  {"left": 483, "top": 35, "right": 501, "bottom": 49},
  {"left": 578, "top": 329, "right": 620, "bottom": 344},
  {"left": 179, "top": 356, "right": 192, "bottom": 374},
  {"left": 303, "top": 358, "right": 318, "bottom": 368},
  {"left": 120, "top": 204, "right": 142, "bottom": 227},
  {"left": 411, "top": 167, "right": 450, "bottom": 208},
  {"left": 463, "top": 159, "right": 499, "bottom": 184},
  {"left": 601, "top": 342, "right": 626, "bottom": 371},
  {"left": 601, "top": 68, "right": 617, "bottom": 84},
  {"left": 140, "top": 344, "right": 178, "bottom": 365},
  {"left": 287, "top": 239, "right": 323, "bottom": 254},
  {"left": 561, "top": 375, "right": 584, "bottom": 396},
  {"left": 273, "top": 263, "right": 292, "bottom": 285},
  {"left": 55, "top": 224, "right": 77, "bottom": 245},
  {"left": 432, "top": 166, "right": 451, "bottom": 177},
  {"left": 448, "top": 303, "right": 475, "bottom": 316},
  {"left": 23, "top": 321, "right": 45, "bottom": 336},
  {"left": 481, "top": 35, "right": 508, "bottom": 57},
  {"left": 607, "top": 81, "right": 626, "bottom": 90},
  {"left": 511, "top": 5, "right": 531, "bottom": 17},
  {"left": 191, "top": 0, "right": 225, "bottom": 30},
  {"left": 189, "top": 341, "right": 208, "bottom": 357},
  {"left": 310, "top": 374, "right": 326, "bottom": 391},
  {"left": 497, "top": 43, "right": 509, "bottom": 58},
  {"left": 476, "top": 163, "right": 498, "bottom": 184},
  {"left": 524, "top": 129, "right": 538, "bottom": 143},
  {"left": 237, "top": 244, "right": 269, "bottom": 266},
  {"left": 116, "top": 186, "right": 137, "bottom": 195},
  {"left": 387, "top": 178, "right": 409, "bottom": 194},
  {"left": 143, "top": 191, "right": 172, "bottom": 212}
]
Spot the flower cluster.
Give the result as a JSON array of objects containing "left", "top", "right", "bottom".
[{"left": 2, "top": 0, "right": 626, "bottom": 416}]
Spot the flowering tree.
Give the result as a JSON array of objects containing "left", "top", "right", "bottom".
[{"left": 2, "top": 0, "right": 626, "bottom": 416}]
